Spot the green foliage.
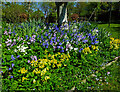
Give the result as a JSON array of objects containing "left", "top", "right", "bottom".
[
  {"left": 2, "top": 3, "right": 27, "bottom": 23},
  {"left": 1, "top": 16, "right": 120, "bottom": 91}
]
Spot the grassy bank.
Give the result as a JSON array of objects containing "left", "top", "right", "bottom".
[{"left": 96, "top": 23, "right": 120, "bottom": 39}]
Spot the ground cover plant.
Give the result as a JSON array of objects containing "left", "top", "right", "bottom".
[{"left": 1, "top": 20, "right": 120, "bottom": 91}]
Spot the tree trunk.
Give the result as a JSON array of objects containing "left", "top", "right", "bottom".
[{"left": 55, "top": 2, "right": 68, "bottom": 28}]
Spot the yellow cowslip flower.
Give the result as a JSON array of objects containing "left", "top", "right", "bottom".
[
  {"left": 110, "top": 45, "right": 113, "bottom": 49},
  {"left": 57, "top": 63, "right": 62, "bottom": 68},
  {"left": 114, "top": 39, "right": 120, "bottom": 44},
  {"left": 114, "top": 44, "right": 119, "bottom": 49},
  {"left": 92, "top": 45, "right": 96, "bottom": 50},
  {"left": 19, "top": 67, "right": 28, "bottom": 74},
  {"left": 48, "top": 54, "right": 51, "bottom": 57},
  {"left": 110, "top": 41, "right": 113, "bottom": 44},
  {"left": 45, "top": 76, "right": 50, "bottom": 81},
  {"left": 41, "top": 68, "right": 47, "bottom": 76},
  {"left": 96, "top": 46, "right": 98, "bottom": 50},
  {"left": 33, "top": 68, "right": 41, "bottom": 74},
  {"left": 50, "top": 60, "right": 53, "bottom": 63},
  {"left": 57, "top": 52, "right": 61, "bottom": 55},
  {"left": 60, "top": 59, "right": 64, "bottom": 62},
  {"left": 51, "top": 55, "right": 55, "bottom": 59},
  {"left": 110, "top": 37, "right": 114, "bottom": 41},
  {"left": 53, "top": 59, "right": 57, "bottom": 64},
  {"left": 31, "top": 60, "right": 38, "bottom": 67},
  {"left": 36, "top": 71, "right": 41, "bottom": 74},
  {"left": 67, "top": 53, "right": 70, "bottom": 58},
  {"left": 46, "top": 67, "right": 49, "bottom": 70},
  {"left": 52, "top": 64, "right": 56, "bottom": 68},
  {"left": 22, "top": 77, "right": 27, "bottom": 82},
  {"left": 48, "top": 62, "right": 51, "bottom": 66},
  {"left": 39, "top": 64, "right": 45, "bottom": 69},
  {"left": 54, "top": 53, "right": 58, "bottom": 57},
  {"left": 45, "top": 50, "right": 48, "bottom": 54},
  {"left": 83, "top": 47, "right": 92, "bottom": 54},
  {"left": 44, "top": 55, "right": 48, "bottom": 59}
]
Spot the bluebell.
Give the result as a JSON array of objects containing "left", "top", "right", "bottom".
[{"left": 59, "top": 42, "right": 62, "bottom": 45}]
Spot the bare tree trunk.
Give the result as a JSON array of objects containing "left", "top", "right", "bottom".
[{"left": 55, "top": 2, "right": 68, "bottom": 28}]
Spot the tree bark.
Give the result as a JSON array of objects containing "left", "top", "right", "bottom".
[{"left": 55, "top": 2, "right": 68, "bottom": 28}]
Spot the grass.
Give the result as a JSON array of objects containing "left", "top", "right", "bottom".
[
  {"left": 96, "top": 23, "right": 120, "bottom": 39},
  {"left": 91, "top": 23, "right": 120, "bottom": 91},
  {"left": 91, "top": 59, "right": 120, "bottom": 90}
]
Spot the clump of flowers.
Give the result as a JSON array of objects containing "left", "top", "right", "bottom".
[
  {"left": 18, "top": 67, "right": 28, "bottom": 74},
  {"left": 26, "top": 51, "right": 71, "bottom": 81},
  {"left": 14, "top": 44, "right": 28, "bottom": 55},
  {"left": 110, "top": 37, "right": 120, "bottom": 50},
  {"left": 82, "top": 47, "right": 92, "bottom": 54}
]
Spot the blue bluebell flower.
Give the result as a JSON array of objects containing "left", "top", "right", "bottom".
[
  {"left": 46, "top": 45, "right": 48, "bottom": 48},
  {"left": 60, "top": 50, "right": 64, "bottom": 52},
  {"left": 17, "top": 55, "right": 20, "bottom": 58},
  {"left": 79, "top": 48, "right": 83, "bottom": 52},
  {"left": 42, "top": 43, "right": 45, "bottom": 47},
  {"left": 88, "top": 33, "right": 91, "bottom": 37},
  {"left": 91, "top": 42, "right": 94, "bottom": 45},
  {"left": 12, "top": 30, "right": 15, "bottom": 34},
  {"left": 57, "top": 39, "right": 60, "bottom": 42},
  {"left": 10, "top": 76, "right": 13, "bottom": 78},
  {"left": 55, "top": 26, "right": 59, "bottom": 30},
  {"left": 89, "top": 45, "right": 91, "bottom": 48},
  {"left": 37, "top": 35, "right": 39, "bottom": 38},
  {"left": 41, "top": 35, "right": 43, "bottom": 40},
  {"left": 45, "top": 32, "right": 48, "bottom": 36},
  {"left": 82, "top": 39, "right": 88, "bottom": 43},
  {"left": 57, "top": 46, "right": 60, "bottom": 49},
  {"left": 12, "top": 63, "right": 14, "bottom": 67},
  {"left": 60, "top": 46, "right": 64, "bottom": 49},
  {"left": 49, "top": 30, "right": 52, "bottom": 32},
  {"left": 59, "top": 42, "right": 62, "bottom": 45},
  {"left": 9, "top": 68, "right": 12, "bottom": 70},
  {"left": 95, "top": 40, "right": 99, "bottom": 44},
  {"left": 82, "top": 36, "right": 86, "bottom": 40},
  {"left": 11, "top": 55, "right": 15, "bottom": 60},
  {"left": 29, "top": 37, "right": 31, "bottom": 40}
]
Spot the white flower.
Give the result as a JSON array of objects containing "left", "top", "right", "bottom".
[
  {"left": 70, "top": 46, "right": 73, "bottom": 51},
  {"left": 17, "top": 45, "right": 21, "bottom": 48},
  {"left": 64, "top": 34, "right": 68, "bottom": 38},
  {"left": 44, "top": 26, "right": 46, "bottom": 29},
  {"left": 75, "top": 26, "right": 77, "bottom": 29},
  {"left": 14, "top": 49, "right": 17, "bottom": 52},
  {"left": 74, "top": 48, "right": 78, "bottom": 51},
  {"left": 66, "top": 48, "right": 68, "bottom": 51},
  {"left": 33, "top": 79, "right": 36, "bottom": 83}
]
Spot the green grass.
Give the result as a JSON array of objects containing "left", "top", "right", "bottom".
[
  {"left": 97, "top": 23, "right": 120, "bottom": 39},
  {"left": 92, "top": 59, "right": 120, "bottom": 90}
]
